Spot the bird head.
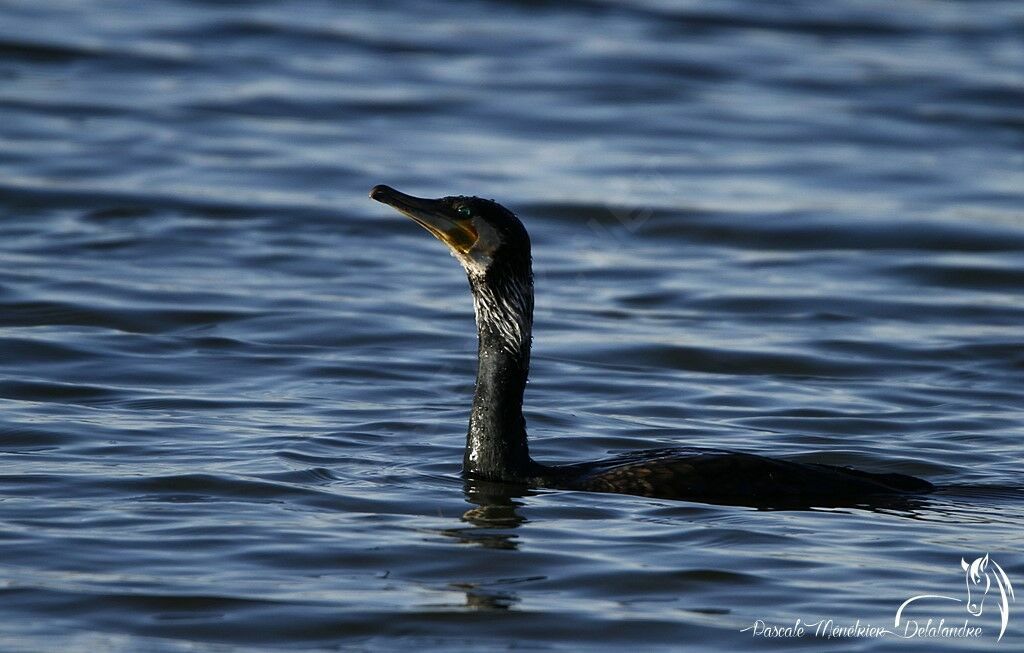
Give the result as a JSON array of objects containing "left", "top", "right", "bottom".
[{"left": 370, "top": 185, "right": 530, "bottom": 278}]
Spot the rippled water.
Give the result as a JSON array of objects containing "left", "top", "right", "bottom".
[{"left": 2, "top": 0, "right": 1023, "bottom": 650}]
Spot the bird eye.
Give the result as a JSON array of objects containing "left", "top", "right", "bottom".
[{"left": 457, "top": 206, "right": 472, "bottom": 218}]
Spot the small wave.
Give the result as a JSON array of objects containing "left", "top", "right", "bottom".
[
  {"left": 642, "top": 214, "right": 1024, "bottom": 253},
  {"left": 0, "top": 299, "right": 258, "bottom": 334},
  {"left": 890, "top": 262, "right": 1024, "bottom": 290},
  {"left": 612, "top": 343, "right": 931, "bottom": 378},
  {"left": 0, "top": 379, "right": 119, "bottom": 403}
]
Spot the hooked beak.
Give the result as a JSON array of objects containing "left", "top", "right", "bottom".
[{"left": 370, "top": 185, "right": 478, "bottom": 253}]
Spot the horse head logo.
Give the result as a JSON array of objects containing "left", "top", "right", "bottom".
[
  {"left": 963, "top": 554, "right": 991, "bottom": 616},
  {"left": 962, "top": 554, "right": 1014, "bottom": 637}
]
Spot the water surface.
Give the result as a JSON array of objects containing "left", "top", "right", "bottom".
[{"left": 1, "top": 0, "right": 1023, "bottom": 650}]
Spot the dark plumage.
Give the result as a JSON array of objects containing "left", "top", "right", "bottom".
[{"left": 370, "top": 185, "right": 934, "bottom": 507}]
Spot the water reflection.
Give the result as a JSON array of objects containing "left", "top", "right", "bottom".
[
  {"left": 433, "top": 479, "right": 532, "bottom": 551},
  {"left": 462, "top": 481, "right": 530, "bottom": 525},
  {"left": 430, "top": 481, "right": 548, "bottom": 612},
  {"left": 449, "top": 582, "right": 521, "bottom": 611}
]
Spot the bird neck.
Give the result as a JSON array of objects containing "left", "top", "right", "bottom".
[{"left": 464, "top": 263, "right": 535, "bottom": 481}]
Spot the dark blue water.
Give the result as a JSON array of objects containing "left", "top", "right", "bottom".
[{"left": 2, "top": 1, "right": 1023, "bottom": 650}]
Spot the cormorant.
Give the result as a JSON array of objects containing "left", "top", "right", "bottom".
[{"left": 370, "top": 184, "right": 934, "bottom": 506}]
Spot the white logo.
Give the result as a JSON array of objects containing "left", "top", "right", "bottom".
[{"left": 896, "top": 554, "right": 1016, "bottom": 642}]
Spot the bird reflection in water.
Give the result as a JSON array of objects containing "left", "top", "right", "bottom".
[
  {"left": 436, "top": 479, "right": 533, "bottom": 551},
  {"left": 430, "top": 480, "right": 545, "bottom": 611}
]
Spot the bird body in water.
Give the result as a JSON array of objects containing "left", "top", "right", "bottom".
[{"left": 370, "top": 185, "right": 934, "bottom": 506}]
